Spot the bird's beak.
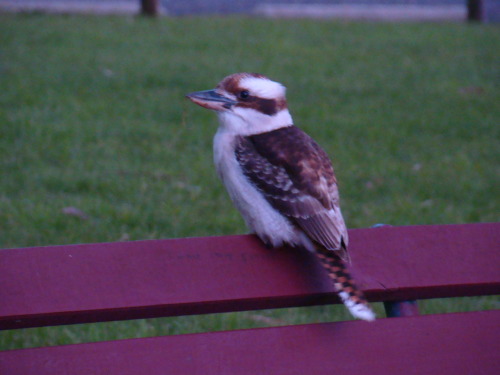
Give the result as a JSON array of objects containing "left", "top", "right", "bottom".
[{"left": 186, "top": 89, "right": 236, "bottom": 111}]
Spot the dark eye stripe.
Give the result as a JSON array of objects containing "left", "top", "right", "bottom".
[
  {"left": 236, "top": 97, "right": 287, "bottom": 116},
  {"left": 255, "top": 98, "right": 278, "bottom": 115}
]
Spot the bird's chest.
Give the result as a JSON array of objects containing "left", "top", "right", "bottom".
[
  {"left": 212, "top": 130, "right": 292, "bottom": 236},
  {"left": 213, "top": 131, "right": 257, "bottom": 212}
]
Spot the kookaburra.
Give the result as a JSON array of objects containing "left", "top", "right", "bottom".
[{"left": 186, "top": 73, "right": 375, "bottom": 321}]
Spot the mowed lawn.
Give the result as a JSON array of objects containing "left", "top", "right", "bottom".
[{"left": 1, "top": 14, "right": 498, "bottom": 350}]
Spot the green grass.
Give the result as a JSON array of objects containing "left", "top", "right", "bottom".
[{"left": 0, "top": 14, "right": 499, "bottom": 350}]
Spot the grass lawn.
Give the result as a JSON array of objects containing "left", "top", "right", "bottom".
[{"left": 0, "top": 14, "right": 499, "bottom": 350}]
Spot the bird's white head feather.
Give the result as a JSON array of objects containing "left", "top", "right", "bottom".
[{"left": 237, "top": 75, "right": 287, "bottom": 100}]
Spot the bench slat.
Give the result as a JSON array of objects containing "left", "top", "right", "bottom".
[
  {"left": 1, "top": 223, "right": 499, "bottom": 329},
  {"left": 0, "top": 311, "right": 498, "bottom": 375}
]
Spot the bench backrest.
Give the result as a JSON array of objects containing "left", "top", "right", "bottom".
[{"left": 1, "top": 223, "right": 499, "bottom": 330}]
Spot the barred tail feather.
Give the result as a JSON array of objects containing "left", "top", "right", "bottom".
[{"left": 315, "top": 247, "right": 376, "bottom": 322}]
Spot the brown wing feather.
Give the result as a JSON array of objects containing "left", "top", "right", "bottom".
[{"left": 235, "top": 126, "right": 349, "bottom": 259}]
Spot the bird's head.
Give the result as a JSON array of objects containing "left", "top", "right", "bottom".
[{"left": 186, "top": 73, "right": 293, "bottom": 135}]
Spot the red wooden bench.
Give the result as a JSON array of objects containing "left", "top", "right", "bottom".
[{"left": 1, "top": 223, "right": 499, "bottom": 374}]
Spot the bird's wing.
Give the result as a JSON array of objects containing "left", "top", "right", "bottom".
[{"left": 235, "top": 126, "right": 349, "bottom": 258}]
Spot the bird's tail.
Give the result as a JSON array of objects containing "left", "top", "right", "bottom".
[{"left": 315, "top": 246, "right": 375, "bottom": 321}]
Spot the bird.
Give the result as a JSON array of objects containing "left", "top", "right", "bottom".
[{"left": 186, "top": 72, "right": 375, "bottom": 321}]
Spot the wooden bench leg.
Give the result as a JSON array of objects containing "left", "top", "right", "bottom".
[{"left": 384, "top": 300, "right": 420, "bottom": 317}]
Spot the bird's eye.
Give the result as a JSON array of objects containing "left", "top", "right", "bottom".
[{"left": 239, "top": 90, "right": 250, "bottom": 99}]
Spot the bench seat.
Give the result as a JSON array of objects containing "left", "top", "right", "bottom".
[{"left": 1, "top": 310, "right": 498, "bottom": 375}]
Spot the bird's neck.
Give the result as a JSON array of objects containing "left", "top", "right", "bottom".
[{"left": 217, "top": 108, "right": 294, "bottom": 137}]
